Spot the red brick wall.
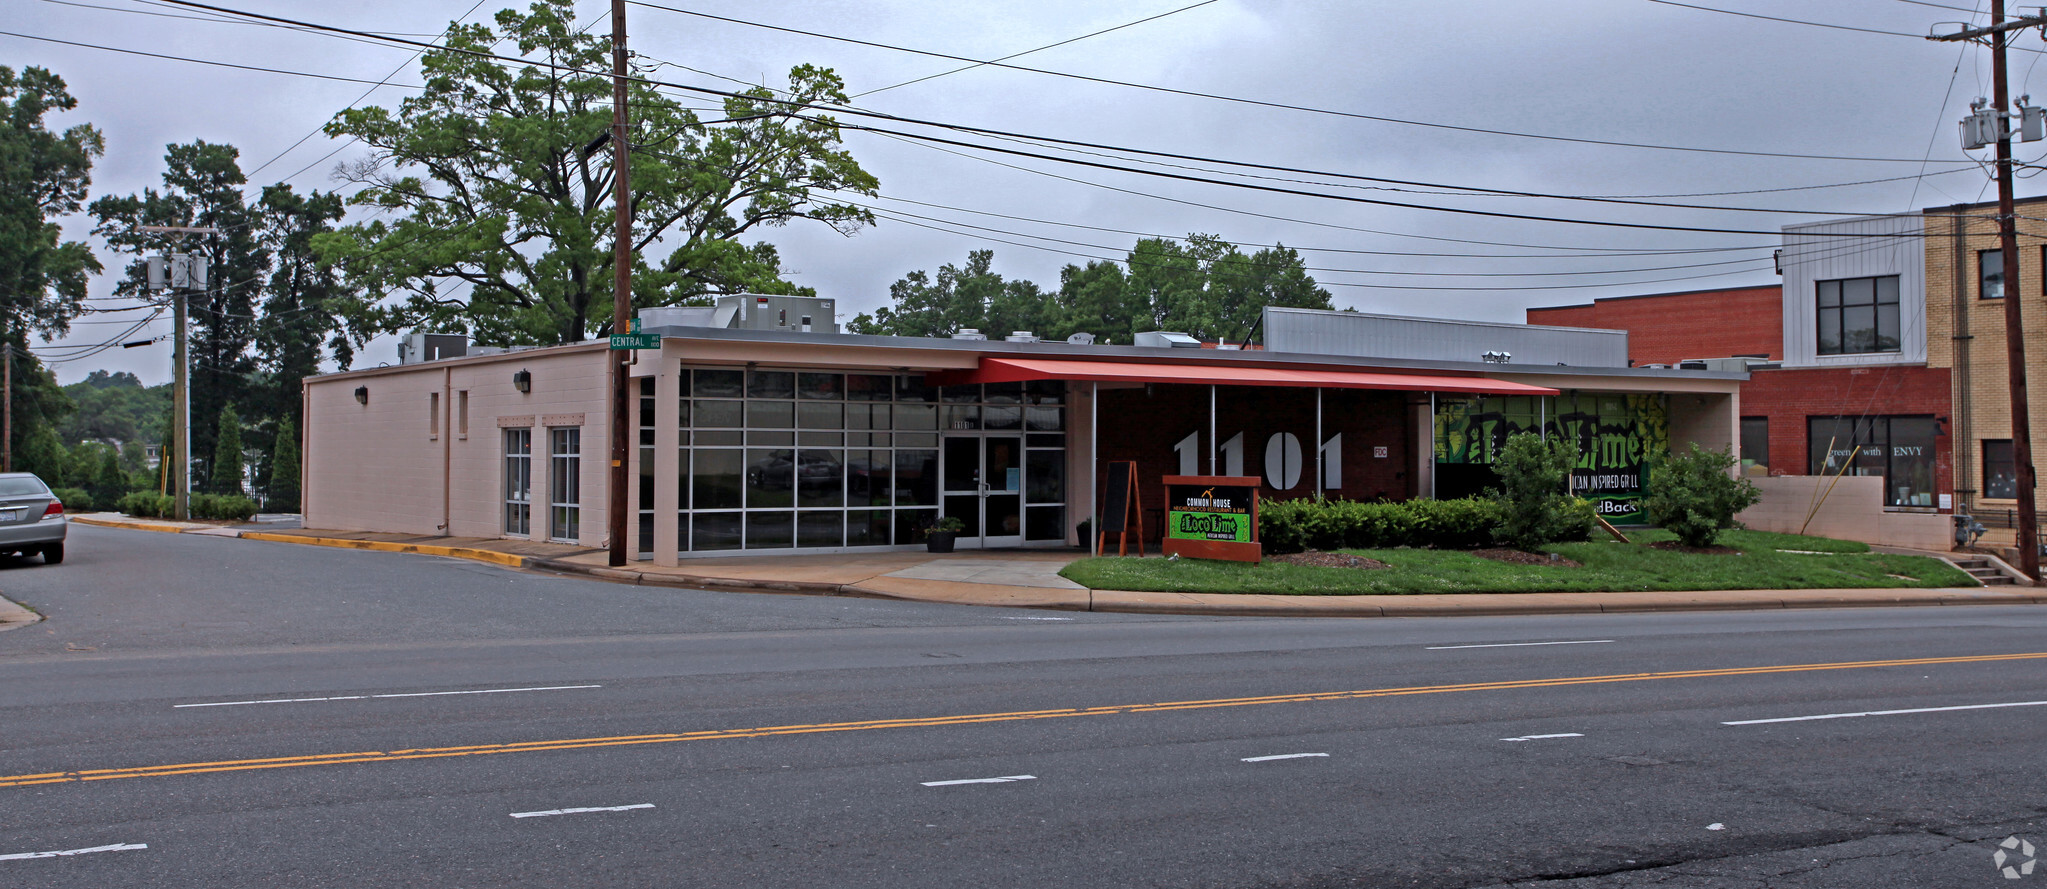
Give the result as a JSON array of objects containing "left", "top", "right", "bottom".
[
  {"left": 1527, "top": 286, "right": 1783, "bottom": 365},
  {"left": 1096, "top": 386, "right": 1414, "bottom": 518},
  {"left": 1739, "top": 365, "right": 1953, "bottom": 503}
]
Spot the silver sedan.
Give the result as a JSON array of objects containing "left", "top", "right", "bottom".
[{"left": 0, "top": 473, "right": 66, "bottom": 563}]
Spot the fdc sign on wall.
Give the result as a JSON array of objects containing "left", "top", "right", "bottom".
[{"left": 1435, "top": 394, "right": 1669, "bottom": 524}]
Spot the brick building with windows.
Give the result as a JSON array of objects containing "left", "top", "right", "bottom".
[{"left": 1528, "top": 208, "right": 2047, "bottom": 549}]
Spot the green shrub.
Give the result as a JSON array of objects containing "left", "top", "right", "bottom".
[
  {"left": 1260, "top": 495, "right": 1505, "bottom": 553},
  {"left": 1492, "top": 433, "right": 1594, "bottom": 550},
  {"left": 189, "top": 493, "right": 258, "bottom": 522},
  {"left": 1645, "top": 443, "right": 1762, "bottom": 548},
  {"left": 50, "top": 487, "right": 92, "bottom": 512},
  {"left": 116, "top": 491, "right": 175, "bottom": 518}
]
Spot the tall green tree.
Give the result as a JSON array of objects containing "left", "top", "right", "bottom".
[
  {"left": 90, "top": 141, "right": 268, "bottom": 486},
  {"left": 209, "top": 402, "right": 243, "bottom": 494},
  {"left": 59, "top": 370, "right": 170, "bottom": 446},
  {"left": 849, "top": 250, "right": 1051, "bottom": 338},
  {"left": 0, "top": 66, "right": 98, "bottom": 461},
  {"left": 252, "top": 184, "right": 353, "bottom": 473},
  {"left": 315, "top": 0, "right": 878, "bottom": 347},
  {"left": 266, "top": 415, "right": 299, "bottom": 512},
  {"left": 853, "top": 236, "right": 1335, "bottom": 345}
]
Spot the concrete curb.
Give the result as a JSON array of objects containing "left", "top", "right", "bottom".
[
  {"left": 0, "top": 596, "right": 40, "bottom": 632},
  {"left": 240, "top": 532, "right": 531, "bottom": 568},
  {"left": 67, "top": 515, "right": 2047, "bottom": 619},
  {"left": 70, "top": 515, "right": 202, "bottom": 535}
]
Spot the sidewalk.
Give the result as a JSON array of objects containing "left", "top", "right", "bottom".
[{"left": 65, "top": 513, "right": 2047, "bottom": 618}]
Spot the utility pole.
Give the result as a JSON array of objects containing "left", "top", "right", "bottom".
[
  {"left": 1935, "top": 4, "right": 2047, "bottom": 583},
  {"left": 139, "top": 225, "right": 215, "bottom": 521},
  {"left": 607, "top": 0, "right": 632, "bottom": 567},
  {"left": 3, "top": 342, "right": 12, "bottom": 473}
]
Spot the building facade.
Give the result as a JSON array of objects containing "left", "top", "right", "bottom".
[{"left": 304, "top": 310, "right": 1744, "bottom": 560}]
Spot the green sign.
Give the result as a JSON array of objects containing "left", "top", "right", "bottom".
[
  {"left": 608, "top": 333, "right": 658, "bottom": 350},
  {"left": 630, "top": 317, "right": 641, "bottom": 334},
  {"left": 1166, "top": 482, "right": 1255, "bottom": 543},
  {"left": 1434, "top": 393, "right": 1670, "bottom": 524}
]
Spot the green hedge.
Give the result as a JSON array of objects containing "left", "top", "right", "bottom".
[
  {"left": 50, "top": 487, "right": 92, "bottom": 513},
  {"left": 112, "top": 491, "right": 256, "bottom": 522},
  {"left": 1260, "top": 497, "right": 1504, "bottom": 554}
]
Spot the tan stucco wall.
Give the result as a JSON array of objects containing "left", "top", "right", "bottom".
[
  {"left": 304, "top": 344, "right": 611, "bottom": 546},
  {"left": 1737, "top": 475, "right": 1951, "bottom": 550}
]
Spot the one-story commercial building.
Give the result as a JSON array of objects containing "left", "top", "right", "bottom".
[{"left": 302, "top": 299, "right": 1746, "bottom": 563}]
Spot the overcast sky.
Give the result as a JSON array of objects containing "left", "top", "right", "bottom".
[{"left": 9, "top": 0, "right": 2040, "bottom": 384}]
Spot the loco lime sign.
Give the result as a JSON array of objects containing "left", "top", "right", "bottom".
[{"left": 1162, "top": 475, "right": 1261, "bottom": 562}]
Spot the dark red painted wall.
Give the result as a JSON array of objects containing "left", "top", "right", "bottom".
[{"left": 1095, "top": 386, "right": 1415, "bottom": 523}]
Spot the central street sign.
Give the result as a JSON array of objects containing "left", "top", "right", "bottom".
[{"left": 608, "top": 333, "right": 659, "bottom": 350}]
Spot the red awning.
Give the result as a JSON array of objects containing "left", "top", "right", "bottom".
[{"left": 933, "top": 357, "right": 1558, "bottom": 395}]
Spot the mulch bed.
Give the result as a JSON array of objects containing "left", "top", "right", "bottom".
[
  {"left": 1644, "top": 541, "right": 1740, "bottom": 555},
  {"left": 1269, "top": 551, "right": 1391, "bottom": 570},
  {"left": 1469, "top": 548, "right": 1582, "bottom": 568}
]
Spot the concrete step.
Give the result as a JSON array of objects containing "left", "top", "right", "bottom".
[{"left": 1966, "top": 567, "right": 2014, "bottom": 585}]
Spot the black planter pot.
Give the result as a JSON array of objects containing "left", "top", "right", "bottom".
[{"left": 926, "top": 531, "right": 957, "bottom": 554}]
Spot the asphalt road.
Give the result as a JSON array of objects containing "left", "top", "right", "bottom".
[{"left": 1, "top": 524, "right": 2043, "bottom": 888}]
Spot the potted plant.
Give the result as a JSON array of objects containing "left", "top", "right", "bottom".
[{"left": 924, "top": 515, "right": 966, "bottom": 553}]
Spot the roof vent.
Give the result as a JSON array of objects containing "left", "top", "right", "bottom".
[
  {"left": 952, "top": 328, "right": 987, "bottom": 341},
  {"left": 1005, "top": 331, "right": 1039, "bottom": 343},
  {"left": 1066, "top": 332, "right": 1096, "bottom": 345},
  {"left": 1135, "top": 331, "right": 1201, "bottom": 348}
]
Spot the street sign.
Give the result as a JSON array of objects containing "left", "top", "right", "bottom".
[
  {"left": 608, "top": 333, "right": 659, "bottom": 350},
  {"left": 630, "top": 317, "right": 641, "bottom": 334}
]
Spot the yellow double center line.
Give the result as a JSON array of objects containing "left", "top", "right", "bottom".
[{"left": 8, "top": 650, "right": 2043, "bottom": 789}]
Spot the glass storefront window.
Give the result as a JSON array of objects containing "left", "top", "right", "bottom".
[
  {"left": 1807, "top": 415, "right": 1937, "bottom": 507},
  {"left": 1739, "top": 417, "right": 1769, "bottom": 477},
  {"left": 667, "top": 369, "right": 1064, "bottom": 552},
  {"left": 1985, "top": 440, "right": 2017, "bottom": 499}
]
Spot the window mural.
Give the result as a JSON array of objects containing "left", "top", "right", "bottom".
[{"left": 1434, "top": 394, "right": 1670, "bottom": 524}]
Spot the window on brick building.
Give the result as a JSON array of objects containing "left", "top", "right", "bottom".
[
  {"left": 1808, "top": 415, "right": 1937, "bottom": 508},
  {"left": 1984, "top": 439, "right": 2017, "bottom": 499},
  {"left": 1740, "top": 417, "right": 1769, "bottom": 476},
  {"left": 1981, "top": 248, "right": 2005, "bottom": 299},
  {"left": 1815, "top": 275, "right": 1900, "bottom": 355}
]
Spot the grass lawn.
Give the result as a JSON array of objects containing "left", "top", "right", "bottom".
[{"left": 1057, "top": 529, "right": 1975, "bottom": 595}]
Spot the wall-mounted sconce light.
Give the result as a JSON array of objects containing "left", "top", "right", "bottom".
[
  {"left": 354, "top": 386, "right": 369, "bottom": 405},
  {"left": 513, "top": 369, "right": 531, "bottom": 394}
]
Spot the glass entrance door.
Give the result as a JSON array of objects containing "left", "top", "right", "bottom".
[{"left": 941, "top": 434, "right": 1024, "bottom": 548}]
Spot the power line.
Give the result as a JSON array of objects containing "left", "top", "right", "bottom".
[
  {"left": 851, "top": 0, "right": 1221, "bottom": 99},
  {"left": 622, "top": 0, "right": 1970, "bottom": 162}
]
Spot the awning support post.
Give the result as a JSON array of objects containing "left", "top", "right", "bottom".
[
  {"left": 1090, "top": 381, "right": 1099, "bottom": 557},
  {"left": 1209, "top": 385, "right": 1217, "bottom": 475},
  {"left": 1428, "top": 392, "right": 1437, "bottom": 500},
  {"left": 1314, "top": 388, "right": 1323, "bottom": 498}
]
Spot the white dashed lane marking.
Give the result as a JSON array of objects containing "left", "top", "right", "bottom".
[
  {"left": 176, "top": 685, "right": 601, "bottom": 708},
  {"left": 1241, "top": 753, "right": 1329, "bottom": 762},
  {"left": 510, "top": 804, "right": 655, "bottom": 819},
  {"left": 1723, "top": 700, "right": 2047, "bottom": 725},
  {"left": 921, "top": 775, "right": 1036, "bottom": 787},
  {"left": 1500, "top": 733, "right": 1584, "bottom": 742},
  {"left": 1427, "top": 640, "right": 1613, "bottom": 650},
  {"left": 0, "top": 843, "right": 147, "bottom": 861}
]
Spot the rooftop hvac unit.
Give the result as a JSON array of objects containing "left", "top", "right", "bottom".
[
  {"left": 1005, "top": 331, "right": 1039, "bottom": 343},
  {"left": 952, "top": 329, "right": 988, "bottom": 341},
  {"left": 1066, "top": 332, "right": 1097, "bottom": 345},
  {"left": 398, "top": 333, "right": 469, "bottom": 365},
  {"left": 1134, "top": 331, "right": 1201, "bottom": 348}
]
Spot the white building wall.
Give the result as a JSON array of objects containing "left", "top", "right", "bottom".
[
  {"left": 1780, "top": 214, "right": 1926, "bottom": 368},
  {"left": 304, "top": 345, "right": 611, "bottom": 546}
]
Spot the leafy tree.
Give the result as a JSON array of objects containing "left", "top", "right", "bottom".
[
  {"left": 210, "top": 403, "right": 243, "bottom": 494},
  {"left": 16, "top": 422, "right": 66, "bottom": 482},
  {"left": 849, "top": 250, "right": 1050, "bottom": 338},
  {"left": 267, "top": 415, "right": 299, "bottom": 512},
  {"left": 60, "top": 370, "right": 171, "bottom": 445},
  {"left": 852, "top": 236, "right": 1334, "bottom": 344},
  {"left": 1491, "top": 432, "right": 1594, "bottom": 551},
  {"left": 0, "top": 66, "right": 101, "bottom": 344},
  {"left": 90, "top": 141, "right": 268, "bottom": 484},
  {"left": 1644, "top": 444, "right": 1762, "bottom": 548},
  {"left": 1, "top": 66, "right": 99, "bottom": 462},
  {"left": 90, "top": 446, "right": 127, "bottom": 505},
  {"left": 315, "top": 0, "right": 878, "bottom": 347},
  {"left": 252, "top": 184, "right": 354, "bottom": 475}
]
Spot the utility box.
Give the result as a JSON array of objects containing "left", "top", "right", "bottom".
[
  {"left": 398, "top": 333, "right": 470, "bottom": 365},
  {"left": 714, "top": 294, "right": 838, "bottom": 334}
]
